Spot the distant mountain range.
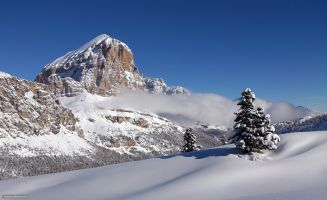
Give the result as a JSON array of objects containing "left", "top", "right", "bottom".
[{"left": 274, "top": 114, "right": 327, "bottom": 134}]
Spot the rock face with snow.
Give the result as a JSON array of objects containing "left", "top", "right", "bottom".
[
  {"left": 35, "top": 34, "right": 188, "bottom": 96},
  {"left": 0, "top": 72, "right": 78, "bottom": 136},
  {"left": 0, "top": 72, "right": 195, "bottom": 179},
  {"left": 0, "top": 72, "right": 95, "bottom": 163},
  {"left": 274, "top": 114, "right": 327, "bottom": 134},
  {"left": 60, "top": 92, "right": 185, "bottom": 155},
  {"left": 144, "top": 78, "right": 189, "bottom": 95}
]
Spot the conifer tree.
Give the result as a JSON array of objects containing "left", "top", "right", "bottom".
[
  {"left": 253, "top": 107, "right": 280, "bottom": 151},
  {"left": 233, "top": 88, "right": 280, "bottom": 153},
  {"left": 182, "top": 128, "right": 198, "bottom": 152}
]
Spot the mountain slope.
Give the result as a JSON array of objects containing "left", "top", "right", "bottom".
[
  {"left": 0, "top": 72, "right": 215, "bottom": 180},
  {"left": 0, "top": 71, "right": 91, "bottom": 155},
  {"left": 0, "top": 71, "right": 195, "bottom": 180},
  {"left": 1, "top": 131, "right": 326, "bottom": 200},
  {"left": 59, "top": 92, "right": 185, "bottom": 155},
  {"left": 35, "top": 34, "right": 188, "bottom": 96},
  {"left": 275, "top": 114, "right": 327, "bottom": 134}
]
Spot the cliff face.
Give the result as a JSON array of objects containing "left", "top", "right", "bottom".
[
  {"left": 0, "top": 72, "right": 78, "bottom": 136},
  {"left": 35, "top": 34, "right": 145, "bottom": 96},
  {"left": 35, "top": 34, "right": 188, "bottom": 96}
]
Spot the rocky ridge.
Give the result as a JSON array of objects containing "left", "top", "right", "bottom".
[
  {"left": 35, "top": 34, "right": 189, "bottom": 96},
  {"left": 0, "top": 73, "right": 78, "bottom": 136},
  {"left": 274, "top": 114, "right": 327, "bottom": 134}
]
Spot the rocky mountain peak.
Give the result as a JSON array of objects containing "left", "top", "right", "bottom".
[{"left": 35, "top": 34, "right": 188, "bottom": 96}]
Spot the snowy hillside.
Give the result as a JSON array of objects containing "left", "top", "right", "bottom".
[
  {"left": 1, "top": 131, "right": 326, "bottom": 200},
  {"left": 0, "top": 72, "right": 223, "bottom": 180},
  {"left": 0, "top": 71, "right": 90, "bottom": 157},
  {"left": 275, "top": 114, "right": 327, "bottom": 134},
  {"left": 60, "top": 91, "right": 185, "bottom": 155}
]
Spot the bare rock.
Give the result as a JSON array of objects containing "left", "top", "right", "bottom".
[
  {"left": 0, "top": 73, "right": 79, "bottom": 136},
  {"left": 35, "top": 34, "right": 189, "bottom": 96}
]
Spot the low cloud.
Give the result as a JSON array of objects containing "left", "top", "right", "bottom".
[{"left": 104, "top": 89, "right": 313, "bottom": 128}]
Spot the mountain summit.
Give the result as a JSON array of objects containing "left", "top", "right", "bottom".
[{"left": 35, "top": 34, "right": 188, "bottom": 96}]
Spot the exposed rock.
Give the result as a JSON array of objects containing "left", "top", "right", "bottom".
[
  {"left": 35, "top": 34, "right": 188, "bottom": 96},
  {"left": 144, "top": 78, "right": 190, "bottom": 95},
  {"left": 105, "top": 115, "right": 149, "bottom": 128},
  {"left": 133, "top": 118, "right": 149, "bottom": 128},
  {"left": 105, "top": 115, "right": 129, "bottom": 124},
  {"left": 0, "top": 73, "right": 78, "bottom": 136}
]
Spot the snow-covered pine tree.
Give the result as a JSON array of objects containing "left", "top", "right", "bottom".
[
  {"left": 253, "top": 107, "right": 280, "bottom": 151},
  {"left": 182, "top": 128, "right": 198, "bottom": 152},
  {"left": 233, "top": 88, "right": 280, "bottom": 153},
  {"left": 233, "top": 88, "right": 257, "bottom": 152}
]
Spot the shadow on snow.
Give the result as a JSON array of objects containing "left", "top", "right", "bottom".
[{"left": 161, "top": 145, "right": 243, "bottom": 160}]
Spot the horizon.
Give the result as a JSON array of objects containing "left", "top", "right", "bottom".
[{"left": 0, "top": 0, "right": 326, "bottom": 111}]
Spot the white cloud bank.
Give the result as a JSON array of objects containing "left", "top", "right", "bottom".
[{"left": 103, "top": 89, "right": 314, "bottom": 128}]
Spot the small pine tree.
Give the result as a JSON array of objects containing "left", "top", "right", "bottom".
[
  {"left": 182, "top": 128, "right": 198, "bottom": 152},
  {"left": 233, "top": 88, "right": 280, "bottom": 153}
]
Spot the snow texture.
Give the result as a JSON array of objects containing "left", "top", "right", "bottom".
[
  {"left": 60, "top": 91, "right": 184, "bottom": 155},
  {"left": 275, "top": 114, "right": 327, "bottom": 134},
  {"left": 0, "top": 71, "right": 11, "bottom": 78},
  {"left": 0, "top": 126, "right": 92, "bottom": 157},
  {"left": 1, "top": 131, "right": 326, "bottom": 200},
  {"left": 144, "top": 78, "right": 190, "bottom": 95},
  {"left": 43, "top": 34, "right": 131, "bottom": 70}
]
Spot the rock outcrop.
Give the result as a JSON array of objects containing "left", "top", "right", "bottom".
[
  {"left": 35, "top": 34, "right": 188, "bottom": 96},
  {"left": 0, "top": 72, "right": 78, "bottom": 136},
  {"left": 35, "top": 34, "right": 144, "bottom": 96}
]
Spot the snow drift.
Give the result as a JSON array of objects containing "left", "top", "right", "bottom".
[{"left": 1, "top": 131, "right": 326, "bottom": 200}]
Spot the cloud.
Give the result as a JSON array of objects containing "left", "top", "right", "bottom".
[
  {"left": 256, "top": 99, "right": 313, "bottom": 123},
  {"left": 104, "top": 89, "right": 313, "bottom": 128}
]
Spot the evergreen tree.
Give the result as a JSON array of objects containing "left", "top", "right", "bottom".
[
  {"left": 182, "top": 128, "right": 198, "bottom": 152},
  {"left": 253, "top": 107, "right": 280, "bottom": 151},
  {"left": 233, "top": 88, "right": 280, "bottom": 153}
]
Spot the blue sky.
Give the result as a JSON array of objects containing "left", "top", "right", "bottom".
[{"left": 0, "top": 0, "right": 326, "bottom": 111}]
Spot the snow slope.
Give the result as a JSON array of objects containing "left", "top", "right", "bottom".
[
  {"left": 1, "top": 131, "right": 326, "bottom": 200},
  {"left": 60, "top": 91, "right": 184, "bottom": 155},
  {"left": 275, "top": 114, "right": 327, "bottom": 134}
]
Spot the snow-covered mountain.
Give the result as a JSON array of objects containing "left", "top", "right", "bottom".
[
  {"left": 59, "top": 92, "right": 185, "bottom": 155},
  {"left": 35, "top": 34, "right": 188, "bottom": 96},
  {"left": 0, "top": 71, "right": 224, "bottom": 179},
  {"left": 1, "top": 34, "right": 326, "bottom": 181},
  {"left": 59, "top": 91, "right": 226, "bottom": 155},
  {"left": 0, "top": 71, "right": 91, "bottom": 155},
  {"left": 1, "top": 131, "right": 326, "bottom": 200},
  {"left": 274, "top": 114, "right": 327, "bottom": 134}
]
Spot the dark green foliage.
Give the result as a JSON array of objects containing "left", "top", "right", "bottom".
[
  {"left": 182, "top": 128, "right": 198, "bottom": 152},
  {"left": 233, "top": 88, "right": 280, "bottom": 153}
]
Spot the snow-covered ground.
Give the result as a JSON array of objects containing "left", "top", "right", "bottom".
[
  {"left": 0, "top": 126, "right": 92, "bottom": 157},
  {"left": 1, "top": 131, "right": 326, "bottom": 200},
  {"left": 60, "top": 92, "right": 184, "bottom": 155}
]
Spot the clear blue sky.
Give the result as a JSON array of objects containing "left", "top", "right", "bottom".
[{"left": 0, "top": 0, "right": 326, "bottom": 111}]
